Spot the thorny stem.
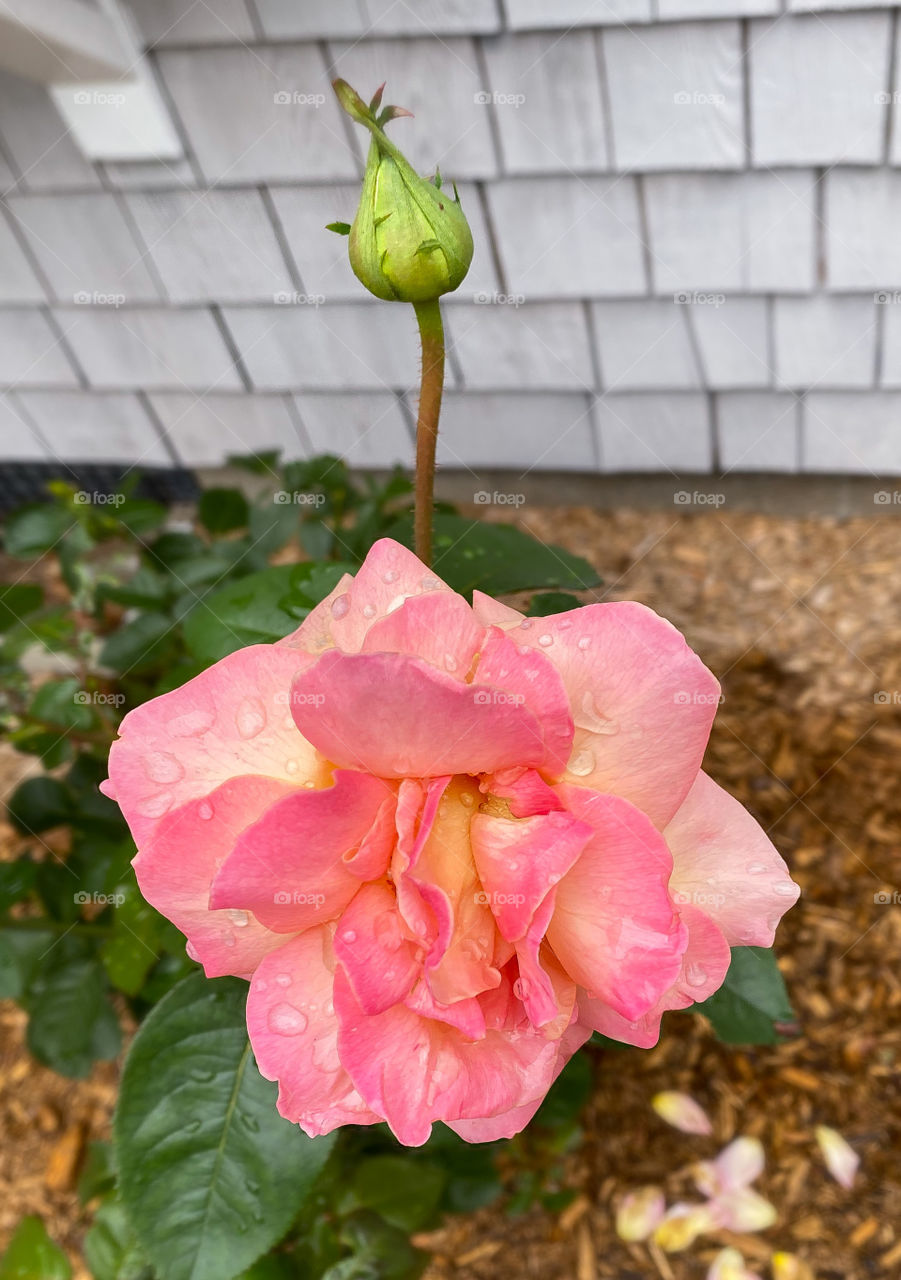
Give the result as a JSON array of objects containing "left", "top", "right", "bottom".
[{"left": 413, "top": 299, "right": 445, "bottom": 567}]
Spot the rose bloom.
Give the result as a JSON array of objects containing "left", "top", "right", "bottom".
[{"left": 103, "top": 539, "right": 799, "bottom": 1146}]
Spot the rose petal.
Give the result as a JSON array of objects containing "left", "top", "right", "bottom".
[
  {"left": 815, "top": 1124, "right": 859, "bottom": 1189},
  {"left": 246, "top": 927, "right": 380, "bottom": 1136},
  {"left": 361, "top": 590, "right": 484, "bottom": 677},
  {"left": 210, "top": 770, "right": 395, "bottom": 931},
  {"left": 132, "top": 776, "right": 296, "bottom": 979},
  {"left": 666, "top": 770, "right": 800, "bottom": 946},
  {"left": 500, "top": 601, "right": 720, "bottom": 829},
  {"left": 547, "top": 785, "right": 687, "bottom": 1020},
  {"left": 615, "top": 1186, "right": 666, "bottom": 1242},
  {"left": 105, "top": 644, "right": 326, "bottom": 847},
  {"left": 695, "top": 1136, "right": 766, "bottom": 1195},
  {"left": 651, "top": 1090, "right": 713, "bottom": 1136},
  {"left": 334, "top": 881, "right": 421, "bottom": 1015}
]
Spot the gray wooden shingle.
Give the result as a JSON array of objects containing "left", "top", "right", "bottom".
[
  {"left": 8, "top": 193, "right": 160, "bottom": 305},
  {"left": 717, "top": 391, "right": 798, "bottom": 471},
  {"left": 804, "top": 392, "right": 901, "bottom": 473},
  {"left": 125, "top": 0, "right": 256, "bottom": 46},
  {"left": 659, "top": 0, "right": 776, "bottom": 14},
  {"left": 149, "top": 392, "right": 307, "bottom": 466},
  {"left": 505, "top": 0, "right": 652, "bottom": 30},
  {"left": 826, "top": 170, "right": 901, "bottom": 289},
  {"left": 0, "top": 71, "right": 100, "bottom": 191},
  {"left": 252, "top": 0, "right": 368, "bottom": 38},
  {"left": 125, "top": 189, "right": 294, "bottom": 303},
  {"left": 591, "top": 300, "right": 699, "bottom": 390},
  {"left": 594, "top": 392, "right": 712, "bottom": 471},
  {"left": 603, "top": 21, "right": 744, "bottom": 171},
  {"left": 875, "top": 301, "right": 901, "bottom": 387},
  {"left": 17, "top": 391, "right": 171, "bottom": 464},
  {"left": 434, "top": 391, "right": 596, "bottom": 470},
  {"left": 482, "top": 32, "right": 609, "bottom": 174},
  {"left": 0, "top": 311, "right": 79, "bottom": 387},
  {"left": 645, "top": 171, "right": 817, "bottom": 294},
  {"left": 0, "top": 213, "right": 45, "bottom": 303},
  {"left": 0, "top": 394, "right": 50, "bottom": 459},
  {"left": 750, "top": 13, "right": 890, "bottom": 166},
  {"left": 445, "top": 302, "right": 594, "bottom": 390},
  {"left": 294, "top": 392, "right": 413, "bottom": 468},
  {"left": 689, "top": 296, "right": 770, "bottom": 389},
  {"left": 58, "top": 308, "right": 243, "bottom": 390},
  {"left": 487, "top": 176, "right": 647, "bottom": 298},
  {"left": 774, "top": 295, "right": 876, "bottom": 389},
  {"left": 158, "top": 46, "right": 358, "bottom": 184},
  {"left": 364, "top": 0, "right": 501, "bottom": 34}
]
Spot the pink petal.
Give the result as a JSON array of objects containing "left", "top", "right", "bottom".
[
  {"left": 246, "top": 927, "right": 381, "bottom": 1136},
  {"left": 105, "top": 644, "right": 326, "bottom": 848},
  {"left": 210, "top": 770, "right": 396, "bottom": 932},
  {"left": 361, "top": 590, "right": 485, "bottom": 677},
  {"left": 696, "top": 1136, "right": 766, "bottom": 1195},
  {"left": 652, "top": 1091, "right": 713, "bottom": 1137},
  {"left": 281, "top": 538, "right": 452, "bottom": 656},
  {"left": 481, "top": 767, "right": 565, "bottom": 817},
  {"left": 334, "top": 882, "right": 422, "bottom": 1015},
  {"left": 334, "top": 968, "right": 561, "bottom": 1146},
  {"left": 514, "top": 903, "right": 578, "bottom": 1032},
  {"left": 581, "top": 905, "right": 730, "bottom": 1047},
  {"left": 546, "top": 785, "right": 687, "bottom": 1021},
  {"left": 666, "top": 771, "right": 800, "bottom": 946},
  {"left": 503, "top": 602, "right": 720, "bottom": 829},
  {"left": 815, "top": 1125, "right": 859, "bottom": 1189},
  {"left": 471, "top": 590, "right": 525, "bottom": 630},
  {"left": 473, "top": 628, "right": 574, "bottom": 776},
  {"left": 710, "top": 1189, "right": 777, "bottom": 1233},
  {"left": 470, "top": 809, "right": 592, "bottom": 941},
  {"left": 291, "top": 649, "right": 559, "bottom": 778},
  {"left": 132, "top": 776, "right": 297, "bottom": 979}
]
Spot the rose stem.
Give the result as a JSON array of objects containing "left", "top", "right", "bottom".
[{"left": 413, "top": 298, "right": 445, "bottom": 567}]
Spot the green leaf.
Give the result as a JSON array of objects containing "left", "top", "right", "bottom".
[
  {"left": 696, "top": 946, "right": 796, "bottom": 1045},
  {"left": 99, "top": 613, "right": 175, "bottom": 674},
  {"left": 199, "top": 488, "right": 250, "bottom": 534},
  {"left": 341, "top": 1156, "right": 445, "bottom": 1232},
  {"left": 28, "top": 677, "right": 96, "bottom": 732},
  {"left": 533, "top": 1050, "right": 592, "bottom": 1129},
  {"left": 388, "top": 514, "right": 600, "bottom": 597},
  {"left": 526, "top": 591, "right": 583, "bottom": 617},
  {"left": 0, "top": 929, "right": 56, "bottom": 1000},
  {"left": 0, "top": 857, "right": 38, "bottom": 912},
  {"left": 101, "top": 880, "right": 166, "bottom": 997},
  {"left": 115, "top": 973, "right": 334, "bottom": 1280},
  {"left": 326, "top": 222, "right": 352, "bottom": 235},
  {"left": 26, "top": 956, "right": 121, "bottom": 1077},
  {"left": 83, "top": 1198, "right": 150, "bottom": 1280},
  {"left": 0, "top": 583, "right": 43, "bottom": 631},
  {"left": 7, "top": 777, "right": 71, "bottom": 834},
  {"left": 0, "top": 1216, "right": 71, "bottom": 1279},
  {"left": 78, "top": 1141, "right": 117, "bottom": 1205},
  {"left": 3, "top": 504, "right": 74, "bottom": 557}
]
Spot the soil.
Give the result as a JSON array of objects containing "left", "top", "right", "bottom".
[{"left": 3, "top": 504, "right": 901, "bottom": 1280}]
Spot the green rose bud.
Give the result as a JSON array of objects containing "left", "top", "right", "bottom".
[{"left": 330, "top": 79, "right": 474, "bottom": 303}]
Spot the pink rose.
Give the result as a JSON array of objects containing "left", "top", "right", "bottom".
[{"left": 103, "top": 539, "right": 798, "bottom": 1146}]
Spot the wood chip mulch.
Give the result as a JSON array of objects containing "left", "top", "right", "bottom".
[{"left": 3, "top": 505, "right": 901, "bottom": 1279}]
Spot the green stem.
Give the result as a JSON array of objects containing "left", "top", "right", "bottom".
[{"left": 413, "top": 299, "right": 445, "bottom": 567}]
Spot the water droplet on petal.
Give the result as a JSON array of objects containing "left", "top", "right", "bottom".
[
  {"left": 331, "top": 593, "right": 350, "bottom": 620},
  {"left": 383, "top": 568, "right": 399, "bottom": 583},
  {"left": 227, "top": 909, "right": 249, "bottom": 928},
  {"left": 420, "top": 575, "right": 441, "bottom": 590},
  {"left": 186, "top": 941, "right": 200, "bottom": 961},
  {"left": 575, "top": 690, "right": 619, "bottom": 735},
  {"left": 773, "top": 881, "right": 797, "bottom": 897},
  {"left": 139, "top": 792, "right": 172, "bottom": 818},
  {"left": 145, "top": 751, "right": 184, "bottom": 783},
  {"left": 235, "top": 696, "right": 266, "bottom": 739},
  {"left": 685, "top": 962, "right": 707, "bottom": 988},
  {"left": 747, "top": 861, "right": 768, "bottom": 875},
  {"left": 538, "top": 633, "right": 553, "bottom": 647},
  {"left": 577, "top": 636, "right": 591, "bottom": 651},
  {"left": 519, "top": 619, "right": 533, "bottom": 630},
  {"left": 223, "top": 934, "right": 236, "bottom": 947},
  {"left": 513, "top": 978, "right": 529, "bottom": 1000},
  {"left": 325, "top": 999, "right": 335, "bottom": 1017},
  {"left": 275, "top": 972, "right": 291, "bottom": 987},
  {"left": 198, "top": 800, "right": 214, "bottom": 821},
  {"left": 169, "top": 708, "right": 215, "bottom": 737},
  {"left": 342, "top": 929, "right": 357, "bottom": 944},
  {"left": 285, "top": 759, "right": 299, "bottom": 774},
  {"left": 509, "top": 860, "right": 519, "bottom": 871},
  {"left": 567, "top": 747, "right": 595, "bottom": 777},
  {"left": 362, "top": 604, "right": 376, "bottom": 619},
  {"left": 444, "top": 653, "right": 458, "bottom": 672},
  {"left": 267, "top": 1003, "right": 308, "bottom": 1035},
  {"left": 256, "top": 978, "right": 267, "bottom": 992},
  {"left": 460, "top": 791, "right": 474, "bottom": 807}
]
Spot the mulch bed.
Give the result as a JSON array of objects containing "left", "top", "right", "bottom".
[{"left": 3, "top": 504, "right": 901, "bottom": 1279}]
